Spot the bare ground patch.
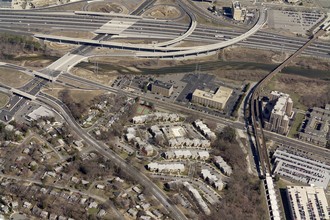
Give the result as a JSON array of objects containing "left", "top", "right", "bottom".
[
  {"left": 48, "top": 30, "right": 96, "bottom": 39},
  {"left": 42, "top": 87, "right": 106, "bottom": 103},
  {"left": 70, "top": 67, "right": 118, "bottom": 86},
  {"left": 220, "top": 46, "right": 288, "bottom": 64},
  {"left": 145, "top": 5, "right": 181, "bottom": 19},
  {"left": 0, "top": 92, "right": 9, "bottom": 108},
  {"left": 0, "top": 67, "right": 33, "bottom": 88}
]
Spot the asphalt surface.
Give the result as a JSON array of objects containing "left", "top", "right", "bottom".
[{"left": 0, "top": 10, "right": 329, "bottom": 57}]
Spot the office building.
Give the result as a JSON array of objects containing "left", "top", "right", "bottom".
[
  {"left": 264, "top": 91, "right": 293, "bottom": 134},
  {"left": 286, "top": 185, "right": 330, "bottom": 220},
  {"left": 192, "top": 87, "right": 233, "bottom": 110},
  {"left": 151, "top": 80, "right": 173, "bottom": 97}
]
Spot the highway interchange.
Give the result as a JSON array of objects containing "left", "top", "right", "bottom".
[
  {"left": 0, "top": 10, "right": 330, "bottom": 57},
  {"left": 0, "top": 0, "right": 330, "bottom": 219}
]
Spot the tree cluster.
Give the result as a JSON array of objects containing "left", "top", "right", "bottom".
[
  {"left": 209, "top": 126, "right": 267, "bottom": 220},
  {"left": 59, "top": 90, "right": 88, "bottom": 120},
  {"left": 0, "top": 33, "right": 45, "bottom": 58}
]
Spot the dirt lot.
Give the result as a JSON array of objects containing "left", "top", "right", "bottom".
[
  {"left": 0, "top": 92, "right": 9, "bottom": 108},
  {"left": 48, "top": 30, "right": 96, "bottom": 39},
  {"left": 0, "top": 67, "right": 33, "bottom": 88},
  {"left": 220, "top": 47, "right": 288, "bottom": 64},
  {"left": 145, "top": 5, "right": 181, "bottom": 19},
  {"left": 221, "top": 46, "right": 330, "bottom": 70},
  {"left": 70, "top": 67, "right": 118, "bottom": 86},
  {"left": 42, "top": 87, "right": 106, "bottom": 103},
  {"left": 85, "top": 2, "right": 129, "bottom": 14}
]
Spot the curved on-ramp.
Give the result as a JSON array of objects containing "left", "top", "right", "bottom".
[{"left": 153, "top": 2, "right": 197, "bottom": 47}]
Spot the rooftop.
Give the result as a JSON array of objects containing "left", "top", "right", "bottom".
[
  {"left": 153, "top": 80, "right": 173, "bottom": 90},
  {"left": 287, "top": 185, "right": 329, "bottom": 220},
  {"left": 193, "top": 87, "right": 233, "bottom": 104}
]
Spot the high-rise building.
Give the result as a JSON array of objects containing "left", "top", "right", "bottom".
[
  {"left": 265, "top": 91, "right": 293, "bottom": 134},
  {"left": 286, "top": 186, "right": 330, "bottom": 220}
]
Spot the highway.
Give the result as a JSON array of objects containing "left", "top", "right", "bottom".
[
  {"left": 1, "top": 10, "right": 330, "bottom": 58},
  {"left": 33, "top": 8, "right": 266, "bottom": 58}
]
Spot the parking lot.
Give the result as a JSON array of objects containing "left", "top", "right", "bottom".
[{"left": 268, "top": 9, "right": 324, "bottom": 35}]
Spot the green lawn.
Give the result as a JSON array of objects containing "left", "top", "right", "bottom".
[
  {"left": 88, "top": 208, "right": 99, "bottom": 215},
  {"left": 288, "top": 113, "right": 305, "bottom": 138}
]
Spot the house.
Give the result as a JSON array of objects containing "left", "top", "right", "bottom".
[
  {"left": 141, "top": 145, "right": 154, "bottom": 156},
  {"left": 141, "top": 203, "right": 150, "bottom": 211},
  {"left": 201, "top": 169, "right": 224, "bottom": 190},
  {"left": 71, "top": 177, "right": 80, "bottom": 184},
  {"left": 214, "top": 156, "right": 233, "bottom": 176},
  {"left": 49, "top": 214, "right": 58, "bottom": 220},
  {"left": 11, "top": 201, "right": 18, "bottom": 209},
  {"left": 126, "top": 133, "right": 135, "bottom": 142},
  {"left": 138, "top": 194, "right": 146, "bottom": 202},
  {"left": 147, "top": 162, "right": 185, "bottom": 173},
  {"left": 164, "top": 151, "right": 175, "bottom": 159},
  {"left": 40, "top": 210, "right": 49, "bottom": 219},
  {"left": 198, "top": 151, "right": 210, "bottom": 160},
  {"left": 183, "top": 182, "right": 211, "bottom": 215},
  {"left": 97, "top": 209, "right": 106, "bottom": 217},
  {"left": 132, "top": 186, "right": 142, "bottom": 194},
  {"left": 127, "top": 208, "right": 138, "bottom": 217},
  {"left": 23, "top": 202, "right": 32, "bottom": 209},
  {"left": 57, "top": 139, "right": 65, "bottom": 146},
  {"left": 127, "top": 127, "right": 136, "bottom": 135},
  {"left": 152, "top": 210, "right": 163, "bottom": 218},
  {"left": 89, "top": 201, "right": 98, "bottom": 209},
  {"left": 150, "top": 125, "right": 162, "bottom": 137},
  {"left": 96, "top": 184, "right": 105, "bottom": 190}
]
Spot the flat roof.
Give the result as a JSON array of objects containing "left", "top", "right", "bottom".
[
  {"left": 193, "top": 86, "right": 233, "bottom": 104},
  {"left": 287, "top": 186, "right": 329, "bottom": 220},
  {"left": 153, "top": 80, "right": 173, "bottom": 90}
]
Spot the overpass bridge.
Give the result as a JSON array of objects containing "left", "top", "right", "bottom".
[{"left": 11, "top": 88, "right": 36, "bottom": 100}]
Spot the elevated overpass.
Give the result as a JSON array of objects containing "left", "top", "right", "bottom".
[{"left": 11, "top": 88, "right": 36, "bottom": 100}]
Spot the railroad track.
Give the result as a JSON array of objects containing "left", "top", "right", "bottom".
[{"left": 249, "top": 28, "right": 326, "bottom": 178}]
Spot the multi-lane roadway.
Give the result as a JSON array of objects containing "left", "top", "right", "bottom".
[{"left": 0, "top": 10, "right": 330, "bottom": 58}]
